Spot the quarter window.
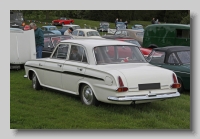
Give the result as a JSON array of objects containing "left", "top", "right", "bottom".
[
  {"left": 52, "top": 44, "right": 69, "bottom": 59},
  {"left": 168, "top": 53, "right": 179, "bottom": 64}
]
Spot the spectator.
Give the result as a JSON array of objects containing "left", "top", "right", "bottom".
[
  {"left": 124, "top": 20, "right": 128, "bottom": 29},
  {"left": 29, "top": 22, "right": 44, "bottom": 58},
  {"left": 115, "top": 18, "right": 118, "bottom": 28},
  {"left": 155, "top": 19, "right": 159, "bottom": 24},
  {"left": 64, "top": 27, "right": 73, "bottom": 35},
  {"left": 69, "top": 46, "right": 81, "bottom": 61},
  {"left": 151, "top": 18, "right": 155, "bottom": 24}
]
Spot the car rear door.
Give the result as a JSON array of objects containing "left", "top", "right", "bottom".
[{"left": 61, "top": 44, "right": 89, "bottom": 94}]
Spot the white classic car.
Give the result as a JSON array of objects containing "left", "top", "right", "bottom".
[
  {"left": 24, "top": 39, "right": 181, "bottom": 106},
  {"left": 71, "top": 29, "right": 103, "bottom": 39}
]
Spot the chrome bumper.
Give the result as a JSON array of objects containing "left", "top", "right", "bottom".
[{"left": 107, "top": 92, "right": 180, "bottom": 101}]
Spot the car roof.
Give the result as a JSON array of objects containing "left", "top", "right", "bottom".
[
  {"left": 154, "top": 46, "right": 190, "bottom": 53},
  {"left": 102, "top": 35, "right": 136, "bottom": 40},
  {"left": 60, "top": 39, "right": 136, "bottom": 48},
  {"left": 75, "top": 29, "right": 98, "bottom": 31}
]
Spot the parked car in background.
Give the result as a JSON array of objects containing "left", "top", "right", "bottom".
[
  {"left": 98, "top": 21, "right": 109, "bottom": 32},
  {"left": 41, "top": 26, "right": 61, "bottom": 35},
  {"left": 114, "top": 29, "right": 144, "bottom": 45},
  {"left": 52, "top": 17, "right": 74, "bottom": 26},
  {"left": 132, "top": 24, "right": 144, "bottom": 32},
  {"left": 146, "top": 46, "right": 190, "bottom": 93},
  {"left": 143, "top": 24, "right": 190, "bottom": 48},
  {"left": 102, "top": 36, "right": 152, "bottom": 57},
  {"left": 43, "top": 31, "right": 55, "bottom": 36},
  {"left": 72, "top": 29, "right": 102, "bottom": 39},
  {"left": 24, "top": 25, "right": 30, "bottom": 31},
  {"left": 116, "top": 22, "right": 126, "bottom": 30},
  {"left": 43, "top": 35, "right": 74, "bottom": 58},
  {"left": 24, "top": 39, "right": 180, "bottom": 106},
  {"left": 59, "top": 24, "right": 81, "bottom": 35}
]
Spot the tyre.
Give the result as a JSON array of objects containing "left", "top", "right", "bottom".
[
  {"left": 32, "top": 72, "right": 42, "bottom": 90},
  {"left": 80, "top": 84, "right": 99, "bottom": 106},
  {"left": 178, "top": 78, "right": 183, "bottom": 93}
]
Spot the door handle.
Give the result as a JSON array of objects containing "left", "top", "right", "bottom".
[
  {"left": 77, "top": 67, "right": 83, "bottom": 71},
  {"left": 57, "top": 64, "right": 62, "bottom": 67},
  {"left": 39, "top": 63, "right": 43, "bottom": 66},
  {"left": 157, "top": 65, "right": 162, "bottom": 67}
]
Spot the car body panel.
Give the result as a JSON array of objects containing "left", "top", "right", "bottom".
[
  {"left": 41, "top": 26, "right": 61, "bottom": 35},
  {"left": 52, "top": 17, "right": 74, "bottom": 26},
  {"left": 143, "top": 24, "right": 190, "bottom": 48},
  {"left": 147, "top": 46, "right": 190, "bottom": 90},
  {"left": 25, "top": 39, "right": 180, "bottom": 105}
]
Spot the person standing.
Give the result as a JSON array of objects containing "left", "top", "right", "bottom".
[
  {"left": 151, "top": 18, "right": 155, "bottom": 24},
  {"left": 124, "top": 20, "right": 128, "bottom": 29},
  {"left": 115, "top": 18, "right": 118, "bottom": 28},
  {"left": 29, "top": 23, "right": 44, "bottom": 58},
  {"left": 64, "top": 27, "right": 73, "bottom": 35}
]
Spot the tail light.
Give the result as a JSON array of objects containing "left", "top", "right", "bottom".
[
  {"left": 116, "top": 76, "right": 128, "bottom": 92},
  {"left": 171, "top": 73, "right": 181, "bottom": 88}
]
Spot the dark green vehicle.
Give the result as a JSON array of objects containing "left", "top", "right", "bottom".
[
  {"left": 143, "top": 24, "right": 190, "bottom": 48},
  {"left": 146, "top": 46, "right": 190, "bottom": 93}
]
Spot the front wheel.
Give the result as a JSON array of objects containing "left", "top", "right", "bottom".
[
  {"left": 80, "top": 84, "right": 99, "bottom": 106},
  {"left": 32, "top": 72, "right": 42, "bottom": 90}
]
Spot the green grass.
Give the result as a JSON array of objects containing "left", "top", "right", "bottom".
[{"left": 10, "top": 69, "right": 190, "bottom": 129}]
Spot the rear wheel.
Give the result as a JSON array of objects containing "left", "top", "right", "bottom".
[
  {"left": 80, "top": 84, "right": 99, "bottom": 106},
  {"left": 178, "top": 78, "right": 183, "bottom": 93},
  {"left": 32, "top": 72, "right": 42, "bottom": 90}
]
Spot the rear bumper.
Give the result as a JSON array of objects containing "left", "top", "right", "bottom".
[{"left": 107, "top": 92, "right": 180, "bottom": 102}]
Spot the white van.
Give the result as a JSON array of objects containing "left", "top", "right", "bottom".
[{"left": 10, "top": 28, "right": 36, "bottom": 69}]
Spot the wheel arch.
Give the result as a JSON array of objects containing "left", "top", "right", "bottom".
[{"left": 78, "top": 81, "right": 99, "bottom": 100}]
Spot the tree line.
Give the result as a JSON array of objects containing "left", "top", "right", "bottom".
[{"left": 15, "top": 10, "right": 190, "bottom": 24}]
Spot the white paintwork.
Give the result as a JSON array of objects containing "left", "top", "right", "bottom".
[
  {"left": 10, "top": 28, "right": 36, "bottom": 65},
  {"left": 72, "top": 29, "right": 102, "bottom": 39},
  {"left": 25, "top": 39, "right": 180, "bottom": 105}
]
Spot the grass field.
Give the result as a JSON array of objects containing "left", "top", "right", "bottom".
[{"left": 10, "top": 69, "right": 190, "bottom": 129}]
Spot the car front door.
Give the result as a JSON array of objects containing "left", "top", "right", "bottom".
[
  {"left": 43, "top": 43, "right": 69, "bottom": 89},
  {"left": 61, "top": 44, "right": 88, "bottom": 94}
]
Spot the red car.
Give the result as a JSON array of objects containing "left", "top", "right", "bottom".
[
  {"left": 52, "top": 17, "right": 74, "bottom": 26},
  {"left": 102, "top": 36, "right": 152, "bottom": 58}
]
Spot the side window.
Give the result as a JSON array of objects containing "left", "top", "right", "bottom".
[
  {"left": 51, "top": 37, "right": 61, "bottom": 47},
  {"left": 176, "top": 29, "right": 190, "bottom": 38},
  {"left": 148, "top": 51, "right": 166, "bottom": 64},
  {"left": 72, "top": 30, "right": 78, "bottom": 36},
  {"left": 122, "top": 31, "right": 127, "bottom": 36},
  {"left": 78, "top": 31, "right": 85, "bottom": 36},
  {"left": 44, "top": 37, "right": 53, "bottom": 49},
  {"left": 69, "top": 45, "right": 87, "bottom": 63},
  {"left": 115, "top": 30, "right": 121, "bottom": 35},
  {"left": 52, "top": 44, "right": 69, "bottom": 59},
  {"left": 168, "top": 53, "right": 179, "bottom": 64}
]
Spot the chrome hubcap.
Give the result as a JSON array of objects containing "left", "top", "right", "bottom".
[{"left": 82, "top": 86, "right": 93, "bottom": 105}]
